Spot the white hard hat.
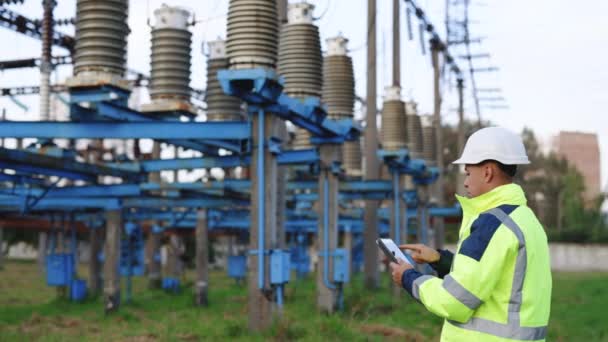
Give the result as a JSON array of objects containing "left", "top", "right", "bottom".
[{"left": 452, "top": 126, "right": 530, "bottom": 165}]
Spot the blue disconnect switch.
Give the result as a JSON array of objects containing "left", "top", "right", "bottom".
[
  {"left": 46, "top": 253, "right": 75, "bottom": 286},
  {"left": 227, "top": 255, "right": 247, "bottom": 280},
  {"left": 333, "top": 248, "right": 350, "bottom": 283},
  {"left": 270, "top": 250, "right": 291, "bottom": 285},
  {"left": 70, "top": 279, "right": 87, "bottom": 301}
]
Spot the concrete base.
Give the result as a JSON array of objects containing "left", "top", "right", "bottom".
[
  {"left": 140, "top": 99, "right": 196, "bottom": 115},
  {"left": 104, "top": 292, "right": 121, "bottom": 314},
  {"left": 66, "top": 71, "right": 131, "bottom": 91},
  {"left": 194, "top": 281, "right": 208, "bottom": 306}
]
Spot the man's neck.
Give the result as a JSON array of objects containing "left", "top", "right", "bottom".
[{"left": 482, "top": 180, "right": 512, "bottom": 196}]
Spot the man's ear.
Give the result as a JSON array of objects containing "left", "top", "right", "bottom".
[{"left": 483, "top": 163, "right": 494, "bottom": 183}]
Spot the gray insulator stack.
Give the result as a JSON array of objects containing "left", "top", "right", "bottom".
[
  {"left": 322, "top": 36, "right": 355, "bottom": 119},
  {"left": 74, "top": 0, "right": 129, "bottom": 76},
  {"left": 405, "top": 101, "right": 423, "bottom": 158},
  {"left": 322, "top": 36, "right": 359, "bottom": 175},
  {"left": 278, "top": 2, "right": 322, "bottom": 150},
  {"left": 421, "top": 115, "right": 437, "bottom": 166},
  {"left": 226, "top": 0, "right": 279, "bottom": 70},
  {"left": 149, "top": 5, "right": 192, "bottom": 101},
  {"left": 205, "top": 40, "right": 243, "bottom": 121},
  {"left": 380, "top": 86, "right": 407, "bottom": 151}
]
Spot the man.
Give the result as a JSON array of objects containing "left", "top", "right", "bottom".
[{"left": 389, "top": 127, "right": 552, "bottom": 341}]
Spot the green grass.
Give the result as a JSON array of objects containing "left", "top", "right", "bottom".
[{"left": 0, "top": 261, "right": 606, "bottom": 341}]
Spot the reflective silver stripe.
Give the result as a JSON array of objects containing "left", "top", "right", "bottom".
[
  {"left": 449, "top": 318, "right": 548, "bottom": 341},
  {"left": 487, "top": 208, "right": 526, "bottom": 325},
  {"left": 443, "top": 274, "right": 482, "bottom": 310},
  {"left": 412, "top": 275, "right": 433, "bottom": 301},
  {"left": 447, "top": 207, "right": 547, "bottom": 340}
]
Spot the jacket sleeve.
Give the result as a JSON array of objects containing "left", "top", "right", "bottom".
[
  {"left": 401, "top": 213, "right": 519, "bottom": 323},
  {"left": 429, "top": 249, "right": 453, "bottom": 278}
]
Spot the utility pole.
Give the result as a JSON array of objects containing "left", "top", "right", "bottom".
[
  {"left": 390, "top": 0, "right": 407, "bottom": 298},
  {"left": 456, "top": 78, "right": 466, "bottom": 196},
  {"left": 38, "top": 0, "right": 54, "bottom": 276},
  {"left": 431, "top": 38, "right": 445, "bottom": 249},
  {"left": 40, "top": 0, "right": 53, "bottom": 122},
  {"left": 392, "top": 0, "right": 400, "bottom": 87},
  {"left": 364, "top": 0, "right": 379, "bottom": 289}
]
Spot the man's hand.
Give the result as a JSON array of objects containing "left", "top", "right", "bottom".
[
  {"left": 389, "top": 259, "right": 413, "bottom": 286},
  {"left": 400, "top": 244, "right": 440, "bottom": 264}
]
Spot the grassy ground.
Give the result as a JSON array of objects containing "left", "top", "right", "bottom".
[{"left": 0, "top": 261, "right": 606, "bottom": 341}]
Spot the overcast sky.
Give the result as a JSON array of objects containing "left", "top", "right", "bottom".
[{"left": 1, "top": 0, "right": 606, "bottom": 190}]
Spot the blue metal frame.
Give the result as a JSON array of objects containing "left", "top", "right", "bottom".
[{"left": 0, "top": 121, "right": 251, "bottom": 140}]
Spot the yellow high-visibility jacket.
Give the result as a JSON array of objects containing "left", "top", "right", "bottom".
[{"left": 402, "top": 183, "right": 552, "bottom": 341}]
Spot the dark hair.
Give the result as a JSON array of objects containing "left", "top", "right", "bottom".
[{"left": 480, "top": 160, "right": 517, "bottom": 177}]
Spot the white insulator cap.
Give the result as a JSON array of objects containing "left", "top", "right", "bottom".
[
  {"left": 326, "top": 35, "right": 349, "bottom": 56},
  {"left": 383, "top": 86, "right": 402, "bottom": 102},
  {"left": 154, "top": 4, "right": 190, "bottom": 30},
  {"left": 288, "top": 2, "right": 315, "bottom": 24},
  {"left": 405, "top": 101, "right": 418, "bottom": 114},
  {"left": 420, "top": 114, "right": 434, "bottom": 128},
  {"left": 207, "top": 39, "right": 226, "bottom": 59}
]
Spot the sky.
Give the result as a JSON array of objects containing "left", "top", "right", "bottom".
[{"left": 0, "top": 0, "right": 606, "bottom": 191}]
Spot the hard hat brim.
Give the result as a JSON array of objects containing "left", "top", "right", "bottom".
[{"left": 452, "top": 156, "right": 531, "bottom": 165}]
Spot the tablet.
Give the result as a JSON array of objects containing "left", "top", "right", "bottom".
[{"left": 376, "top": 238, "right": 413, "bottom": 265}]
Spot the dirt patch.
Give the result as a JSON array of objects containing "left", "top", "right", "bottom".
[
  {"left": 120, "top": 333, "right": 159, "bottom": 342},
  {"left": 359, "top": 323, "right": 426, "bottom": 341},
  {"left": 176, "top": 333, "right": 199, "bottom": 341}
]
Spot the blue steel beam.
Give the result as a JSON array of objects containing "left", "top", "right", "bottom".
[
  {"left": 138, "top": 155, "right": 246, "bottom": 172},
  {"left": 0, "top": 121, "right": 251, "bottom": 140},
  {"left": 2, "top": 184, "right": 142, "bottom": 198},
  {"left": 0, "top": 197, "right": 121, "bottom": 211},
  {"left": 109, "top": 149, "right": 318, "bottom": 172},
  {"left": 93, "top": 102, "right": 226, "bottom": 155},
  {"left": 0, "top": 196, "right": 247, "bottom": 211},
  {"left": 0, "top": 172, "right": 47, "bottom": 185},
  {"left": 0, "top": 147, "right": 140, "bottom": 180},
  {"left": 121, "top": 197, "right": 247, "bottom": 208}
]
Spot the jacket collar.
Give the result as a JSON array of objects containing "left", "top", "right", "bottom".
[{"left": 456, "top": 183, "right": 527, "bottom": 216}]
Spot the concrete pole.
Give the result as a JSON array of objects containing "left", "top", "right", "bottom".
[
  {"left": 87, "top": 141, "right": 103, "bottom": 293},
  {"left": 275, "top": 0, "right": 288, "bottom": 254},
  {"left": 88, "top": 228, "right": 102, "bottom": 294},
  {"left": 417, "top": 187, "right": 429, "bottom": 245},
  {"left": 343, "top": 226, "right": 353, "bottom": 278},
  {"left": 40, "top": 0, "right": 53, "bottom": 122},
  {"left": 147, "top": 228, "right": 162, "bottom": 288},
  {"left": 275, "top": 122, "right": 288, "bottom": 253},
  {"left": 173, "top": 146, "right": 179, "bottom": 182},
  {"left": 103, "top": 209, "right": 122, "bottom": 313},
  {"left": 390, "top": 173, "right": 409, "bottom": 297},
  {"left": 168, "top": 234, "right": 184, "bottom": 278},
  {"left": 316, "top": 145, "right": 339, "bottom": 313},
  {"left": 0, "top": 226, "right": 4, "bottom": 270},
  {"left": 431, "top": 39, "right": 445, "bottom": 250},
  {"left": 195, "top": 209, "right": 209, "bottom": 306},
  {"left": 364, "top": 0, "right": 380, "bottom": 290},
  {"left": 38, "top": 232, "right": 47, "bottom": 274},
  {"left": 148, "top": 141, "right": 162, "bottom": 289},
  {"left": 248, "top": 110, "right": 279, "bottom": 331},
  {"left": 392, "top": 0, "right": 401, "bottom": 87},
  {"left": 456, "top": 78, "right": 466, "bottom": 196}
]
